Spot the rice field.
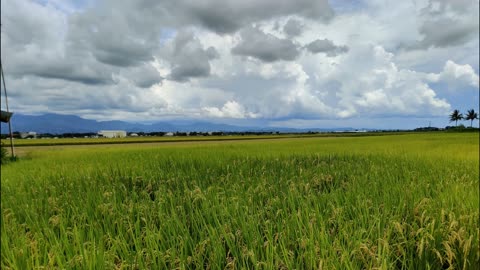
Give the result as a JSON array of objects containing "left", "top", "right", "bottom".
[
  {"left": 2, "top": 134, "right": 286, "bottom": 147},
  {"left": 1, "top": 133, "right": 478, "bottom": 269},
  {"left": 2, "top": 132, "right": 405, "bottom": 147}
]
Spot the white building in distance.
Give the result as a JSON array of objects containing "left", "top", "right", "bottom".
[
  {"left": 98, "top": 130, "right": 127, "bottom": 138},
  {"left": 20, "top": 131, "right": 37, "bottom": 139}
]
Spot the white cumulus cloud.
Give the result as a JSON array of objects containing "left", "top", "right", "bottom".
[
  {"left": 203, "top": 101, "right": 258, "bottom": 118},
  {"left": 426, "top": 60, "right": 479, "bottom": 88}
]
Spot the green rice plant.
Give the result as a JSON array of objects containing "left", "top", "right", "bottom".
[
  {"left": 0, "top": 143, "right": 8, "bottom": 164},
  {"left": 1, "top": 133, "right": 478, "bottom": 269}
]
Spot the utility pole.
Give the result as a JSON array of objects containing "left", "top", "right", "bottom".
[
  {"left": 1, "top": 62, "right": 15, "bottom": 158},
  {"left": 0, "top": 19, "right": 16, "bottom": 158}
]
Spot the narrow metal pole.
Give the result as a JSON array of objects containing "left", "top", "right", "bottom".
[{"left": 0, "top": 63, "right": 15, "bottom": 158}]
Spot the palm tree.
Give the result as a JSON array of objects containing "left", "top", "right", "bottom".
[
  {"left": 449, "top": 109, "right": 463, "bottom": 126},
  {"left": 465, "top": 109, "right": 478, "bottom": 127}
]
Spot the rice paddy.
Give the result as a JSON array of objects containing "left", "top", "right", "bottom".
[{"left": 1, "top": 133, "right": 478, "bottom": 269}]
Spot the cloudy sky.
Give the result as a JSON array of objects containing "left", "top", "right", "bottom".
[{"left": 1, "top": 0, "right": 479, "bottom": 129}]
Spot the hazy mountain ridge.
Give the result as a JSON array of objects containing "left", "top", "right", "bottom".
[{"left": 0, "top": 113, "right": 357, "bottom": 134}]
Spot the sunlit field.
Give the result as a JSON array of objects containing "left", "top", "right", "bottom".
[{"left": 1, "top": 133, "right": 478, "bottom": 269}]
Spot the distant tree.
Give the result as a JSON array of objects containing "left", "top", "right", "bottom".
[
  {"left": 465, "top": 109, "right": 478, "bottom": 127},
  {"left": 449, "top": 109, "right": 463, "bottom": 126}
]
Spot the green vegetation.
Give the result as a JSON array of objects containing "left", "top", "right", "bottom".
[
  {"left": 449, "top": 109, "right": 479, "bottom": 128},
  {"left": 0, "top": 143, "right": 8, "bottom": 164},
  {"left": 450, "top": 109, "right": 464, "bottom": 126},
  {"left": 465, "top": 109, "right": 478, "bottom": 128},
  {"left": 0, "top": 142, "right": 16, "bottom": 165},
  {"left": 1, "top": 133, "right": 478, "bottom": 269}
]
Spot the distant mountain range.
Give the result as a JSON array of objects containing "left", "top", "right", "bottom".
[{"left": 0, "top": 113, "right": 358, "bottom": 134}]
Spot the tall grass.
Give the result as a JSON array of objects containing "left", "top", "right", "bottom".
[{"left": 1, "top": 133, "right": 478, "bottom": 269}]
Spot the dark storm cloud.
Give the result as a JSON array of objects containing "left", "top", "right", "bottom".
[
  {"left": 283, "top": 18, "right": 304, "bottom": 38},
  {"left": 92, "top": 0, "right": 334, "bottom": 35},
  {"left": 168, "top": 31, "right": 219, "bottom": 82},
  {"left": 1, "top": 1, "right": 115, "bottom": 85},
  {"left": 1, "top": 1, "right": 56, "bottom": 46},
  {"left": 33, "top": 66, "right": 114, "bottom": 85},
  {"left": 417, "top": 20, "right": 478, "bottom": 49},
  {"left": 91, "top": 39, "right": 155, "bottom": 67},
  {"left": 232, "top": 27, "right": 301, "bottom": 62},
  {"left": 170, "top": 63, "right": 211, "bottom": 82},
  {"left": 413, "top": 0, "right": 479, "bottom": 49},
  {"left": 67, "top": 4, "right": 160, "bottom": 68},
  {"left": 305, "top": 39, "right": 349, "bottom": 56},
  {"left": 164, "top": 0, "right": 334, "bottom": 34},
  {"left": 6, "top": 53, "right": 114, "bottom": 85},
  {"left": 126, "top": 64, "right": 163, "bottom": 88}
]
